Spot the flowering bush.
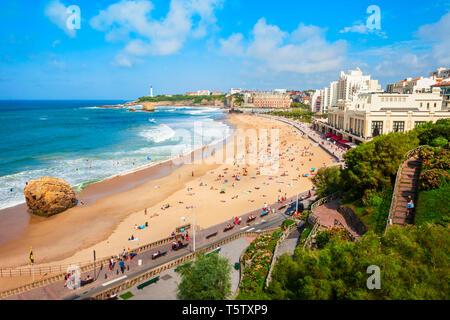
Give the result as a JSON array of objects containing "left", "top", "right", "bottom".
[
  {"left": 419, "top": 146, "right": 450, "bottom": 171},
  {"left": 236, "top": 230, "right": 282, "bottom": 299},
  {"left": 419, "top": 169, "right": 450, "bottom": 191}
]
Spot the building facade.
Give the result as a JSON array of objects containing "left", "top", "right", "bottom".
[
  {"left": 313, "top": 87, "right": 450, "bottom": 144},
  {"left": 430, "top": 67, "right": 450, "bottom": 79},
  {"left": 432, "top": 80, "right": 450, "bottom": 110},
  {"left": 253, "top": 92, "right": 291, "bottom": 108}
]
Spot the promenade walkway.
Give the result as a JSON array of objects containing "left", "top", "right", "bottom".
[
  {"left": 116, "top": 236, "right": 253, "bottom": 300},
  {"left": 259, "top": 115, "right": 347, "bottom": 162},
  {"left": 2, "top": 190, "right": 314, "bottom": 300}
]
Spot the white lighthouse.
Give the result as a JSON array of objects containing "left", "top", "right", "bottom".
[{"left": 150, "top": 85, "right": 153, "bottom": 97}]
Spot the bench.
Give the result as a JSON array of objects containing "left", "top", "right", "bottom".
[
  {"left": 206, "top": 232, "right": 218, "bottom": 239},
  {"left": 246, "top": 217, "right": 256, "bottom": 223},
  {"left": 136, "top": 276, "right": 160, "bottom": 290},
  {"left": 151, "top": 251, "right": 167, "bottom": 260}
]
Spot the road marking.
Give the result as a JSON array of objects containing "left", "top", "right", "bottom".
[
  {"left": 255, "top": 222, "right": 261, "bottom": 225},
  {"left": 261, "top": 219, "right": 266, "bottom": 222},
  {"left": 256, "top": 229, "right": 261, "bottom": 232},
  {"left": 241, "top": 226, "right": 249, "bottom": 230},
  {"left": 247, "top": 228, "right": 255, "bottom": 232},
  {"left": 102, "top": 275, "right": 127, "bottom": 287}
]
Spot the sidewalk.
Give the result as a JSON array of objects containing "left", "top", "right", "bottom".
[
  {"left": 260, "top": 115, "right": 347, "bottom": 162},
  {"left": 117, "top": 237, "right": 253, "bottom": 300},
  {"left": 3, "top": 190, "right": 313, "bottom": 300}
]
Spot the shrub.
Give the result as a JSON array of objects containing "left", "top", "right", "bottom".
[
  {"left": 282, "top": 219, "right": 296, "bottom": 229},
  {"left": 431, "top": 136, "right": 448, "bottom": 147},
  {"left": 419, "top": 169, "right": 450, "bottom": 191},
  {"left": 419, "top": 146, "right": 450, "bottom": 171},
  {"left": 315, "top": 230, "right": 330, "bottom": 249}
]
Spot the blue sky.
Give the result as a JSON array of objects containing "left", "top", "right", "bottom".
[{"left": 0, "top": 0, "right": 449, "bottom": 99}]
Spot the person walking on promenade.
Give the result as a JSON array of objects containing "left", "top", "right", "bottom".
[{"left": 119, "top": 259, "right": 125, "bottom": 274}]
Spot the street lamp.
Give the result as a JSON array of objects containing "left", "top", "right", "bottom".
[
  {"left": 181, "top": 206, "right": 196, "bottom": 252},
  {"left": 291, "top": 177, "right": 299, "bottom": 214}
]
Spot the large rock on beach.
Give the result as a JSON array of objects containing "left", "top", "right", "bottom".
[
  {"left": 141, "top": 102, "right": 156, "bottom": 112},
  {"left": 24, "top": 177, "right": 77, "bottom": 217}
]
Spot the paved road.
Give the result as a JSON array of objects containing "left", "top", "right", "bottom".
[{"left": 118, "top": 237, "right": 253, "bottom": 300}]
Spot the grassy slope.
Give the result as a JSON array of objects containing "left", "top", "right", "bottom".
[{"left": 415, "top": 184, "right": 450, "bottom": 226}]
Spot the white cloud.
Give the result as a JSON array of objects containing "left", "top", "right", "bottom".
[
  {"left": 219, "top": 18, "right": 347, "bottom": 73},
  {"left": 218, "top": 33, "right": 244, "bottom": 56},
  {"left": 45, "top": 0, "right": 76, "bottom": 38},
  {"left": 90, "top": 0, "right": 223, "bottom": 65},
  {"left": 339, "top": 21, "right": 387, "bottom": 38},
  {"left": 416, "top": 11, "right": 450, "bottom": 65}
]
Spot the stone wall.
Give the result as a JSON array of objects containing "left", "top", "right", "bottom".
[{"left": 338, "top": 206, "right": 368, "bottom": 236}]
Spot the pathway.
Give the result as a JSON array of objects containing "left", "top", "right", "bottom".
[
  {"left": 312, "top": 200, "right": 360, "bottom": 240},
  {"left": 390, "top": 156, "right": 421, "bottom": 226},
  {"left": 118, "top": 237, "right": 253, "bottom": 300}
]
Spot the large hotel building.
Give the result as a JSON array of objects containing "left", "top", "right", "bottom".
[
  {"left": 248, "top": 91, "right": 291, "bottom": 108},
  {"left": 313, "top": 67, "right": 450, "bottom": 144}
]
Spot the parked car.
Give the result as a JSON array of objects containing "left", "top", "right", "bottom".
[{"left": 285, "top": 201, "right": 304, "bottom": 216}]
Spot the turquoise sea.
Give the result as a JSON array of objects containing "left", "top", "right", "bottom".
[{"left": 0, "top": 100, "right": 231, "bottom": 209}]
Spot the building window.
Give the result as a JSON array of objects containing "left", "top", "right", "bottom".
[
  {"left": 414, "top": 121, "right": 426, "bottom": 127},
  {"left": 420, "top": 102, "right": 423, "bottom": 107},
  {"left": 427, "top": 103, "right": 430, "bottom": 109},
  {"left": 393, "top": 121, "right": 405, "bottom": 132},
  {"left": 372, "top": 121, "right": 383, "bottom": 137}
]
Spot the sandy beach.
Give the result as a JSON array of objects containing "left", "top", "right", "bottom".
[{"left": 0, "top": 113, "right": 334, "bottom": 270}]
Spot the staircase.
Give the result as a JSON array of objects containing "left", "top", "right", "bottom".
[{"left": 389, "top": 156, "right": 422, "bottom": 227}]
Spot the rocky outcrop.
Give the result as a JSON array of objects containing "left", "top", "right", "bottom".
[
  {"left": 24, "top": 177, "right": 77, "bottom": 217},
  {"left": 141, "top": 102, "right": 155, "bottom": 112}
]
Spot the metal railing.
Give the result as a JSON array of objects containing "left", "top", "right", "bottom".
[{"left": 89, "top": 228, "right": 279, "bottom": 300}]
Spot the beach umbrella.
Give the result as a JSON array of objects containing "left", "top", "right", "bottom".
[{"left": 311, "top": 168, "right": 316, "bottom": 170}]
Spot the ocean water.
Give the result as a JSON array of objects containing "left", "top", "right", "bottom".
[{"left": 0, "top": 101, "right": 231, "bottom": 209}]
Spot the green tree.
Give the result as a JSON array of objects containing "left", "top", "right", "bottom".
[
  {"left": 177, "top": 252, "right": 232, "bottom": 300},
  {"left": 414, "top": 119, "right": 450, "bottom": 145},
  {"left": 343, "top": 131, "right": 419, "bottom": 196},
  {"left": 267, "top": 224, "right": 450, "bottom": 300},
  {"left": 312, "top": 166, "right": 345, "bottom": 198}
]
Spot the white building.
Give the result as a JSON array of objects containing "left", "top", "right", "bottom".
[
  {"left": 197, "top": 90, "right": 211, "bottom": 96},
  {"left": 336, "top": 67, "right": 382, "bottom": 102},
  {"left": 313, "top": 68, "right": 380, "bottom": 114},
  {"left": 430, "top": 67, "right": 450, "bottom": 79},
  {"left": 314, "top": 87, "right": 450, "bottom": 144},
  {"left": 386, "top": 76, "right": 440, "bottom": 94},
  {"left": 227, "top": 88, "right": 243, "bottom": 96},
  {"left": 310, "top": 89, "right": 322, "bottom": 113}
]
